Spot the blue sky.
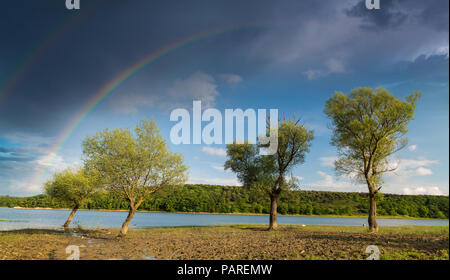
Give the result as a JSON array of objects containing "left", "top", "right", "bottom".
[{"left": 0, "top": 0, "right": 448, "bottom": 196}]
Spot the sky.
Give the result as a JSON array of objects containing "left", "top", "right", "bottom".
[{"left": 0, "top": 0, "right": 448, "bottom": 197}]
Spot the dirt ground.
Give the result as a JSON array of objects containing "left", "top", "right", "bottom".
[{"left": 0, "top": 225, "right": 448, "bottom": 260}]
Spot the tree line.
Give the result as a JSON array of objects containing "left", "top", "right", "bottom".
[{"left": 1, "top": 184, "right": 447, "bottom": 219}]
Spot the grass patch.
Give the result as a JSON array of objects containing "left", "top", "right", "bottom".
[
  {"left": 381, "top": 251, "right": 425, "bottom": 260},
  {"left": 227, "top": 224, "right": 449, "bottom": 235},
  {"left": 0, "top": 233, "right": 22, "bottom": 243}
]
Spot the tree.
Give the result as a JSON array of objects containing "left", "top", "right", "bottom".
[
  {"left": 44, "top": 167, "right": 100, "bottom": 228},
  {"left": 324, "top": 87, "right": 420, "bottom": 232},
  {"left": 82, "top": 119, "right": 187, "bottom": 237},
  {"left": 225, "top": 118, "right": 314, "bottom": 230}
]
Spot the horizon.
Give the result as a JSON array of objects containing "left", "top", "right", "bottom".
[{"left": 0, "top": 0, "right": 448, "bottom": 197}]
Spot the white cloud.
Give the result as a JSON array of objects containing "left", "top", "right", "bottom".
[
  {"left": 7, "top": 179, "right": 42, "bottom": 195},
  {"left": 293, "top": 175, "right": 304, "bottom": 181},
  {"left": 187, "top": 176, "right": 240, "bottom": 186},
  {"left": 315, "top": 171, "right": 334, "bottom": 186},
  {"left": 303, "top": 70, "right": 323, "bottom": 80},
  {"left": 319, "top": 156, "right": 337, "bottom": 167},
  {"left": 398, "top": 158, "right": 438, "bottom": 169},
  {"left": 307, "top": 170, "right": 365, "bottom": 192},
  {"left": 385, "top": 158, "right": 438, "bottom": 179},
  {"left": 212, "top": 165, "right": 225, "bottom": 171},
  {"left": 403, "top": 186, "right": 444, "bottom": 196},
  {"left": 202, "top": 146, "right": 227, "bottom": 157},
  {"left": 110, "top": 92, "right": 158, "bottom": 115},
  {"left": 303, "top": 58, "right": 346, "bottom": 80},
  {"left": 34, "top": 153, "right": 73, "bottom": 174},
  {"left": 306, "top": 170, "right": 447, "bottom": 195},
  {"left": 414, "top": 167, "right": 433, "bottom": 176},
  {"left": 408, "top": 145, "right": 417, "bottom": 152},
  {"left": 325, "top": 58, "right": 346, "bottom": 73},
  {"left": 168, "top": 71, "right": 219, "bottom": 108},
  {"left": 110, "top": 71, "right": 221, "bottom": 114},
  {"left": 433, "top": 45, "right": 449, "bottom": 57},
  {"left": 219, "top": 73, "right": 243, "bottom": 84}
]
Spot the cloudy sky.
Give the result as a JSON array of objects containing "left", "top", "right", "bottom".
[{"left": 0, "top": 0, "right": 448, "bottom": 196}]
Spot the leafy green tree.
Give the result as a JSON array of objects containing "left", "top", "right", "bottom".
[
  {"left": 324, "top": 87, "right": 420, "bottom": 232},
  {"left": 225, "top": 118, "right": 314, "bottom": 230},
  {"left": 82, "top": 119, "right": 187, "bottom": 237},
  {"left": 44, "top": 167, "right": 100, "bottom": 228}
]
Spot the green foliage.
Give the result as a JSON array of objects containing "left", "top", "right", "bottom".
[
  {"left": 225, "top": 118, "right": 314, "bottom": 195},
  {"left": 324, "top": 87, "right": 420, "bottom": 193},
  {"left": 2, "top": 184, "right": 447, "bottom": 219},
  {"left": 82, "top": 119, "right": 187, "bottom": 209},
  {"left": 44, "top": 167, "right": 100, "bottom": 208}
]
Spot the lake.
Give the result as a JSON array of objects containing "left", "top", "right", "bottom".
[{"left": 0, "top": 207, "right": 448, "bottom": 231}]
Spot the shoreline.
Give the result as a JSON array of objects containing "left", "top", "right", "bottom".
[{"left": 2, "top": 206, "right": 448, "bottom": 221}]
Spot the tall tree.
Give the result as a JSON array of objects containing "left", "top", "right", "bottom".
[
  {"left": 82, "top": 119, "right": 187, "bottom": 237},
  {"left": 225, "top": 118, "right": 314, "bottom": 230},
  {"left": 324, "top": 87, "right": 420, "bottom": 232},
  {"left": 45, "top": 167, "right": 100, "bottom": 228}
]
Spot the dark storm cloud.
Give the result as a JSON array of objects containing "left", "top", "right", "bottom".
[
  {"left": 347, "top": 0, "right": 449, "bottom": 32},
  {"left": 0, "top": 0, "right": 447, "bottom": 137},
  {"left": 0, "top": 0, "right": 336, "bottom": 135},
  {"left": 346, "top": 0, "right": 408, "bottom": 30},
  {"left": 419, "top": 0, "right": 449, "bottom": 32}
]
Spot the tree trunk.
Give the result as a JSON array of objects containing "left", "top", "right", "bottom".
[
  {"left": 63, "top": 206, "right": 79, "bottom": 228},
  {"left": 118, "top": 206, "right": 136, "bottom": 237},
  {"left": 368, "top": 193, "right": 378, "bottom": 233},
  {"left": 268, "top": 194, "right": 279, "bottom": 230}
]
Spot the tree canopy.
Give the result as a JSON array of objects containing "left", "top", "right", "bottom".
[{"left": 44, "top": 166, "right": 100, "bottom": 227}]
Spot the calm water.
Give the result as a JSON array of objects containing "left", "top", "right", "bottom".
[{"left": 0, "top": 207, "right": 448, "bottom": 231}]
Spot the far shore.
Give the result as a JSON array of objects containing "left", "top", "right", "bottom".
[{"left": 1, "top": 206, "right": 447, "bottom": 221}]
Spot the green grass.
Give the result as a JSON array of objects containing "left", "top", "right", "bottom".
[
  {"left": 380, "top": 250, "right": 449, "bottom": 260},
  {"left": 0, "top": 233, "right": 22, "bottom": 243},
  {"left": 225, "top": 224, "right": 449, "bottom": 235},
  {"left": 136, "top": 224, "right": 449, "bottom": 235}
]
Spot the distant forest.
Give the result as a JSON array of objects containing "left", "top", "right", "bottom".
[{"left": 0, "top": 184, "right": 448, "bottom": 219}]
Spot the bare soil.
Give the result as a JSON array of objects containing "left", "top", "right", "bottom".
[{"left": 0, "top": 225, "right": 448, "bottom": 260}]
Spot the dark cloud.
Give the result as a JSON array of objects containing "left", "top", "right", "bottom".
[
  {"left": 346, "top": 0, "right": 449, "bottom": 32},
  {"left": 0, "top": 0, "right": 447, "bottom": 135},
  {"left": 346, "top": 0, "right": 408, "bottom": 30},
  {"left": 0, "top": 146, "right": 35, "bottom": 162},
  {"left": 419, "top": 0, "right": 449, "bottom": 32}
]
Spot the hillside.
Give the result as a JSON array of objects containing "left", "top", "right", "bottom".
[{"left": 0, "top": 184, "right": 448, "bottom": 219}]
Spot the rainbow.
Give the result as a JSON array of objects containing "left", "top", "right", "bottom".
[{"left": 30, "top": 24, "right": 258, "bottom": 189}]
